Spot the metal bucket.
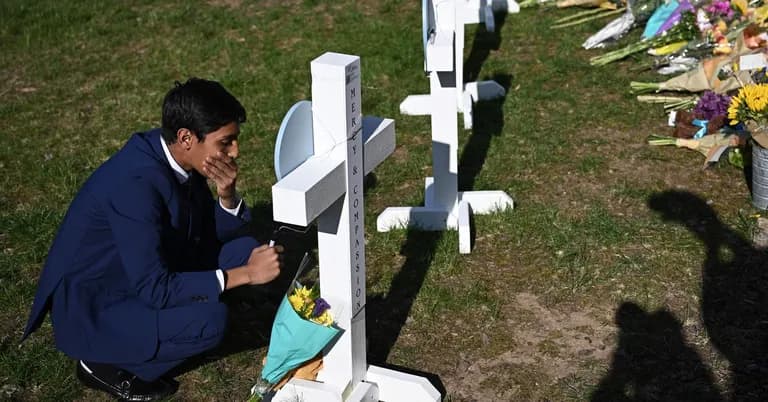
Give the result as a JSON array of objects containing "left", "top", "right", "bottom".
[{"left": 753, "top": 144, "right": 768, "bottom": 209}]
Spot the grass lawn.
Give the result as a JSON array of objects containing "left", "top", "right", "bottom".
[{"left": 1, "top": 0, "right": 766, "bottom": 401}]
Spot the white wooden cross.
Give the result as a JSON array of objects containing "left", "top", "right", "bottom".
[
  {"left": 271, "top": 52, "right": 440, "bottom": 402},
  {"left": 412, "top": 0, "right": 516, "bottom": 130},
  {"left": 377, "top": 0, "right": 515, "bottom": 254}
]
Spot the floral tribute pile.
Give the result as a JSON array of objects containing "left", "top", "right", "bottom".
[{"left": 523, "top": 0, "right": 768, "bottom": 170}]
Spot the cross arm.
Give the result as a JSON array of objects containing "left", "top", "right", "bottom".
[{"left": 272, "top": 117, "right": 395, "bottom": 226}]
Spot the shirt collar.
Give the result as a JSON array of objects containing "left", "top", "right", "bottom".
[{"left": 160, "top": 136, "right": 190, "bottom": 183}]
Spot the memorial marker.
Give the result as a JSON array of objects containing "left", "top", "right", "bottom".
[
  {"left": 271, "top": 52, "right": 440, "bottom": 402},
  {"left": 378, "top": 0, "right": 515, "bottom": 254}
]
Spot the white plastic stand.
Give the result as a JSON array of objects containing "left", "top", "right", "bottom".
[
  {"left": 271, "top": 52, "right": 440, "bottom": 402},
  {"left": 377, "top": 0, "right": 514, "bottom": 254}
]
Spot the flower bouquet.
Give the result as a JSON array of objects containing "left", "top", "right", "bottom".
[
  {"left": 590, "top": 10, "right": 700, "bottom": 65},
  {"left": 636, "top": 94, "right": 699, "bottom": 111},
  {"left": 728, "top": 83, "right": 768, "bottom": 208},
  {"left": 248, "top": 254, "right": 341, "bottom": 401},
  {"left": 728, "top": 83, "right": 768, "bottom": 146},
  {"left": 629, "top": 41, "right": 762, "bottom": 95},
  {"left": 642, "top": 0, "right": 693, "bottom": 40},
  {"left": 663, "top": 91, "right": 731, "bottom": 138},
  {"left": 551, "top": 7, "right": 626, "bottom": 29},
  {"left": 647, "top": 132, "right": 741, "bottom": 167},
  {"left": 582, "top": 0, "right": 661, "bottom": 49}
]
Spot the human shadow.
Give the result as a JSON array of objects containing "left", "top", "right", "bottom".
[
  {"left": 591, "top": 302, "right": 723, "bottom": 401},
  {"left": 647, "top": 190, "right": 768, "bottom": 401}
]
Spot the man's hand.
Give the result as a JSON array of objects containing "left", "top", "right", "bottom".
[
  {"left": 245, "top": 244, "right": 283, "bottom": 285},
  {"left": 203, "top": 152, "right": 238, "bottom": 209},
  {"left": 225, "top": 244, "right": 283, "bottom": 290}
]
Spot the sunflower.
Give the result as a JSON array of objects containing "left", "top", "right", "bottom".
[
  {"left": 744, "top": 84, "right": 768, "bottom": 113},
  {"left": 728, "top": 84, "right": 768, "bottom": 125},
  {"left": 728, "top": 91, "right": 746, "bottom": 125}
]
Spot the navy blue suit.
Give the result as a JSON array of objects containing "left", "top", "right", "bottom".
[{"left": 23, "top": 129, "right": 258, "bottom": 380}]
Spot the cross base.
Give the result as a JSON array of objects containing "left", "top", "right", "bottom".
[
  {"left": 271, "top": 365, "right": 440, "bottom": 402},
  {"left": 376, "top": 177, "right": 513, "bottom": 253}
]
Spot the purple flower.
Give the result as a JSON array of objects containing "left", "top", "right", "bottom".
[
  {"left": 706, "top": 1, "right": 734, "bottom": 20},
  {"left": 694, "top": 91, "right": 731, "bottom": 120},
  {"left": 312, "top": 297, "right": 331, "bottom": 317}
]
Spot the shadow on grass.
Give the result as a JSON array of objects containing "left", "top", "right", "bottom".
[
  {"left": 463, "top": 12, "right": 506, "bottom": 84},
  {"left": 593, "top": 190, "right": 768, "bottom": 401},
  {"left": 591, "top": 302, "right": 723, "bottom": 402},
  {"left": 650, "top": 190, "right": 768, "bottom": 401},
  {"left": 459, "top": 10, "right": 511, "bottom": 192},
  {"left": 458, "top": 73, "right": 511, "bottom": 192}
]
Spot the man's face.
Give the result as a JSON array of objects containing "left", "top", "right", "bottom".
[{"left": 188, "top": 121, "right": 240, "bottom": 174}]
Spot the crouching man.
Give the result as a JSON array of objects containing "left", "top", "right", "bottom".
[{"left": 22, "top": 78, "right": 282, "bottom": 401}]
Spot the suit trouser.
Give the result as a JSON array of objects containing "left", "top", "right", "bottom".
[{"left": 117, "top": 236, "right": 258, "bottom": 381}]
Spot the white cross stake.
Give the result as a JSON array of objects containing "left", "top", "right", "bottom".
[
  {"left": 410, "top": 0, "right": 513, "bottom": 130},
  {"left": 271, "top": 52, "right": 440, "bottom": 402},
  {"left": 378, "top": 0, "right": 514, "bottom": 254}
]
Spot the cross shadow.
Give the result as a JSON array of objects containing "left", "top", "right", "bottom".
[
  {"left": 367, "top": 229, "right": 443, "bottom": 365},
  {"left": 459, "top": 8, "right": 510, "bottom": 193},
  {"left": 463, "top": 11, "right": 506, "bottom": 84},
  {"left": 645, "top": 190, "right": 768, "bottom": 401},
  {"left": 591, "top": 302, "right": 723, "bottom": 401},
  {"left": 458, "top": 73, "right": 512, "bottom": 192}
]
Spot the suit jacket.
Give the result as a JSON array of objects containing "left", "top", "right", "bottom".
[{"left": 22, "top": 128, "right": 252, "bottom": 363}]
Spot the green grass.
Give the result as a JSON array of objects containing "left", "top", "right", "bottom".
[{"left": 0, "top": 0, "right": 762, "bottom": 400}]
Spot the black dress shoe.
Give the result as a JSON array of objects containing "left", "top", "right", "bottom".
[{"left": 76, "top": 360, "right": 178, "bottom": 401}]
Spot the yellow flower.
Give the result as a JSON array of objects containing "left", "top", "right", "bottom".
[
  {"left": 311, "top": 311, "right": 334, "bottom": 327},
  {"left": 745, "top": 84, "right": 768, "bottom": 113},
  {"left": 294, "top": 286, "right": 312, "bottom": 300},
  {"left": 756, "top": 5, "right": 768, "bottom": 26},
  {"left": 732, "top": 0, "right": 747, "bottom": 15},
  {"left": 288, "top": 293, "right": 305, "bottom": 311},
  {"left": 728, "top": 92, "right": 744, "bottom": 125}
]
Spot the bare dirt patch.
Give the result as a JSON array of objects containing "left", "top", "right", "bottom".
[{"left": 444, "top": 292, "right": 616, "bottom": 400}]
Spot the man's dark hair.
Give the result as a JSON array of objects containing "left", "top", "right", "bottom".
[{"left": 161, "top": 78, "right": 246, "bottom": 143}]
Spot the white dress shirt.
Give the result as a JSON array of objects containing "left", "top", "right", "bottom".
[{"left": 161, "top": 138, "right": 241, "bottom": 292}]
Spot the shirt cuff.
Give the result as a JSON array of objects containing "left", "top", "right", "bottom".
[
  {"left": 219, "top": 197, "right": 242, "bottom": 216},
  {"left": 215, "top": 269, "right": 225, "bottom": 292}
]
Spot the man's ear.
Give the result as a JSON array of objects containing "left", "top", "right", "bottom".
[{"left": 177, "top": 128, "right": 193, "bottom": 149}]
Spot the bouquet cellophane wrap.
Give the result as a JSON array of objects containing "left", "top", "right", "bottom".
[
  {"left": 260, "top": 254, "right": 341, "bottom": 385},
  {"left": 658, "top": 34, "right": 762, "bottom": 94},
  {"left": 260, "top": 295, "right": 339, "bottom": 384}
]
